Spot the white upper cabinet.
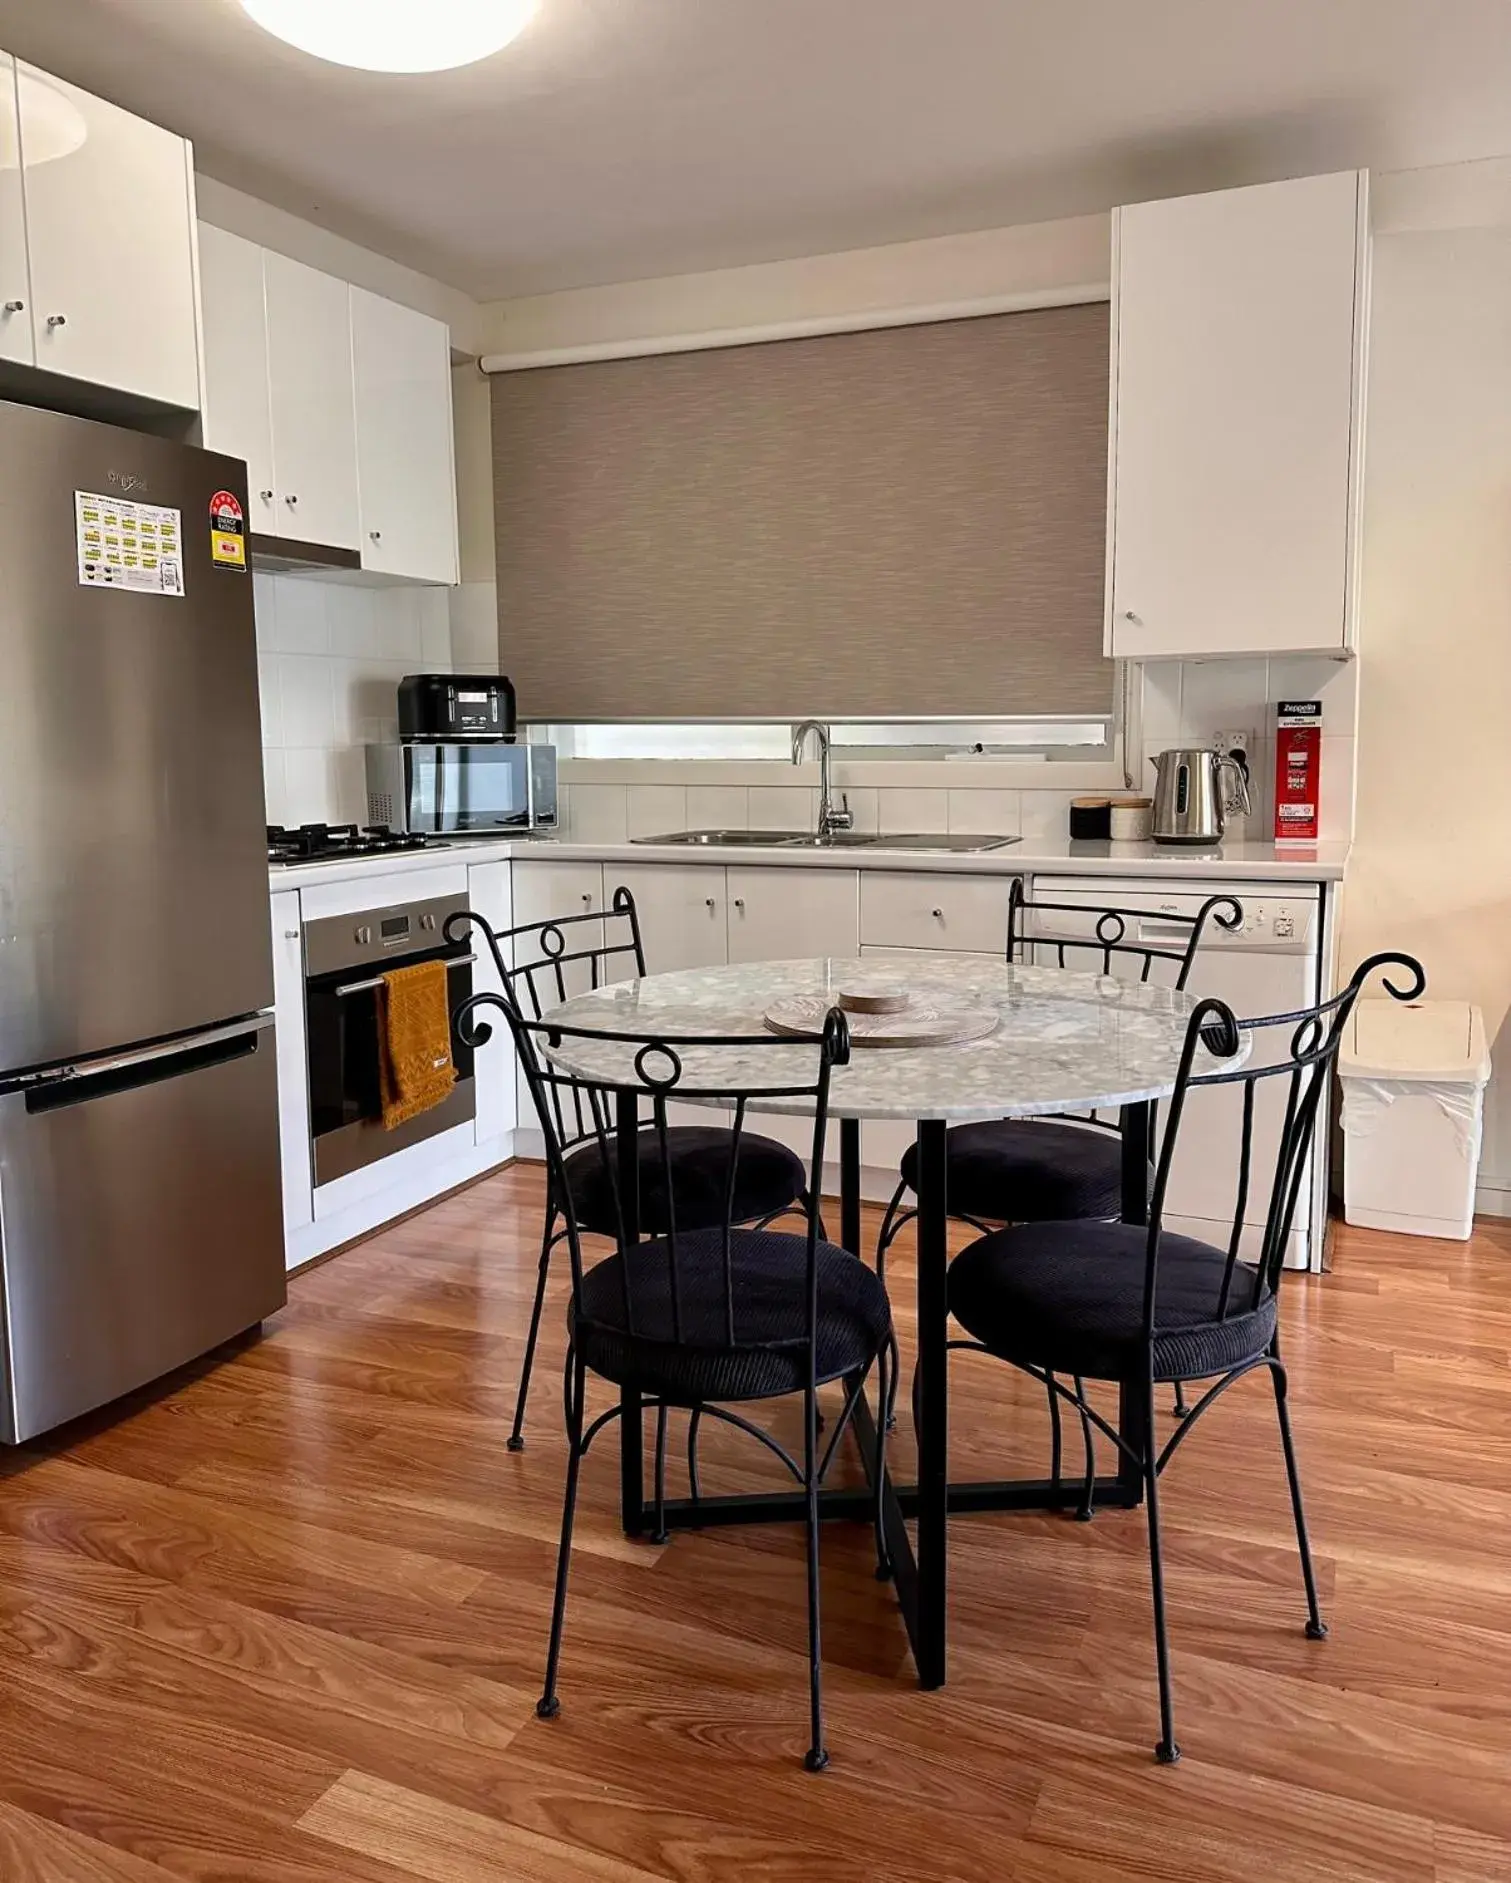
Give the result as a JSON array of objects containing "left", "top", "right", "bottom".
[
  {"left": 1108, "top": 171, "right": 1368, "bottom": 659},
  {"left": 16, "top": 62, "right": 200, "bottom": 409},
  {"left": 197, "top": 223, "right": 276, "bottom": 535},
  {"left": 0, "top": 56, "right": 32, "bottom": 367},
  {"left": 352, "top": 288, "right": 458, "bottom": 583},
  {"left": 264, "top": 252, "right": 360, "bottom": 551}
]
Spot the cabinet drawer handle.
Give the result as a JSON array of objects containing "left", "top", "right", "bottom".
[
  {"left": 45, "top": 313, "right": 65, "bottom": 329},
  {"left": 2, "top": 300, "right": 22, "bottom": 314}
]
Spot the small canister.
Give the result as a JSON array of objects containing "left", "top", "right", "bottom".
[
  {"left": 1110, "top": 796, "right": 1154, "bottom": 843},
  {"left": 1068, "top": 797, "right": 1112, "bottom": 840}
]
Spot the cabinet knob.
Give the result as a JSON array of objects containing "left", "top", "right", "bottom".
[
  {"left": 285, "top": 494, "right": 299, "bottom": 506},
  {"left": 258, "top": 489, "right": 274, "bottom": 502},
  {"left": 2, "top": 300, "right": 22, "bottom": 314},
  {"left": 581, "top": 894, "right": 593, "bottom": 906},
  {"left": 45, "top": 313, "right": 65, "bottom": 329},
  {"left": 733, "top": 898, "right": 745, "bottom": 910},
  {"left": 1122, "top": 609, "right": 1140, "bottom": 624},
  {"left": 704, "top": 897, "right": 716, "bottom": 910},
  {"left": 932, "top": 907, "right": 944, "bottom": 919},
  {"left": 283, "top": 928, "right": 300, "bottom": 940},
  {"left": 369, "top": 529, "right": 382, "bottom": 542}
]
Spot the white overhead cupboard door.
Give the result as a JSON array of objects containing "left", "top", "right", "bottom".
[
  {"left": 1109, "top": 170, "right": 1366, "bottom": 659},
  {"left": 17, "top": 64, "right": 200, "bottom": 409},
  {"left": 0, "top": 56, "right": 31, "bottom": 367},
  {"left": 264, "top": 252, "right": 360, "bottom": 550},
  {"left": 352, "top": 287, "right": 458, "bottom": 583},
  {"left": 197, "top": 224, "right": 277, "bottom": 536}
]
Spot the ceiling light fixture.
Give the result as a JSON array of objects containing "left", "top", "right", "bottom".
[{"left": 239, "top": 0, "right": 538, "bottom": 74}]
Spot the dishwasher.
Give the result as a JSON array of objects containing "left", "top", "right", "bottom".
[{"left": 1026, "top": 876, "right": 1325, "bottom": 1270}]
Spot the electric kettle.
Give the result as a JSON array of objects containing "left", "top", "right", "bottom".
[{"left": 1149, "top": 747, "right": 1251, "bottom": 845}]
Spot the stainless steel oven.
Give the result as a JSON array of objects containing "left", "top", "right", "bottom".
[
  {"left": 365, "top": 740, "right": 558, "bottom": 838},
  {"left": 303, "top": 890, "right": 477, "bottom": 1186}
]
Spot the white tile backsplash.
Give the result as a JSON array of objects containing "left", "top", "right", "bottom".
[
  {"left": 686, "top": 785, "right": 749, "bottom": 830},
  {"left": 568, "top": 783, "right": 630, "bottom": 842},
  {"left": 877, "top": 787, "right": 949, "bottom": 833},
  {"left": 256, "top": 571, "right": 451, "bottom": 828},
  {"left": 947, "top": 788, "right": 1022, "bottom": 836},
  {"left": 747, "top": 785, "right": 818, "bottom": 829},
  {"left": 625, "top": 785, "right": 689, "bottom": 840}
]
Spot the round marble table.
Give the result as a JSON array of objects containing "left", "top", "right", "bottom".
[{"left": 539, "top": 954, "right": 1211, "bottom": 1690}]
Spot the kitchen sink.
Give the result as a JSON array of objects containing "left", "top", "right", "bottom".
[
  {"left": 632, "top": 829, "right": 1022, "bottom": 853},
  {"left": 634, "top": 828, "right": 811, "bottom": 846}
]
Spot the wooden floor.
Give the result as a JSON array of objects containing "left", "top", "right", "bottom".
[{"left": 2, "top": 1165, "right": 1509, "bottom": 1881}]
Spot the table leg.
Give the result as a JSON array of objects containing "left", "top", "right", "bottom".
[
  {"left": 616, "top": 1089, "right": 645, "bottom": 1537},
  {"left": 839, "top": 1117, "right": 862, "bottom": 1256},
  {"left": 1117, "top": 1099, "right": 1153, "bottom": 1510},
  {"left": 914, "top": 1118, "right": 949, "bottom": 1688}
]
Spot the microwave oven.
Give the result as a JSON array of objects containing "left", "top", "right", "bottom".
[{"left": 365, "top": 741, "right": 558, "bottom": 837}]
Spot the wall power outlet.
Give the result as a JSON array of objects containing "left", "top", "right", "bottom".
[{"left": 1212, "top": 729, "right": 1254, "bottom": 815}]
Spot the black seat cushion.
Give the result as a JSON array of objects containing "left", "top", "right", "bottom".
[
  {"left": 900, "top": 1118, "right": 1132, "bottom": 1223},
  {"left": 948, "top": 1219, "right": 1277, "bottom": 1384},
  {"left": 572, "top": 1228, "right": 892, "bottom": 1404},
  {"left": 561, "top": 1126, "right": 806, "bottom": 1236}
]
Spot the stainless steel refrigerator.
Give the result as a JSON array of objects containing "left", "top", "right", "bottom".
[{"left": 0, "top": 399, "right": 285, "bottom": 1442}]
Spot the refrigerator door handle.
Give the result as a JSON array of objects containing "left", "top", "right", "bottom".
[{"left": 16, "top": 1013, "right": 275, "bottom": 1099}]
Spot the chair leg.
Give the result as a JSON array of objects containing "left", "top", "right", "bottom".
[
  {"left": 1073, "top": 1375, "right": 1096, "bottom": 1521},
  {"left": 873, "top": 1341, "right": 893, "bottom": 1583},
  {"left": 874, "top": 1180, "right": 913, "bottom": 1287},
  {"left": 1272, "top": 1360, "right": 1328, "bottom": 1641},
  {"left": 651, "top": 1402, "right": 670, "bottom": 1545},
  {"left": 687, "top": 1405, "right": 703, "bottom": 1510},
  {"left": 802, "top": 1383, "right": 829, "bottom": 1772},
  {"left": 510, "top": 1208, "right": 558, "bottom": 1451},
  {"left": 1172, "top": 1380, "right": 1190, "bottom": 1419},
  {"left": 1141, "top": 1376, "right": 1180, "bottom": 1765},
  {"left": 1047, "top": 1370, "right": 1064, "bottom": 1493},
  {"left": 537, "top": 1350, "right": 586, "bottom": 1720}
]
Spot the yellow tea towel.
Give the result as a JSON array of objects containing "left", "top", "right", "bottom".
[{"left": 378, "top": 959, "right": 458, "bottom": 1130}]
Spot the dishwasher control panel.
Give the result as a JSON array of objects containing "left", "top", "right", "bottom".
[{"left": 1037, "top": 877, "right": 1321, "bottom": 953}]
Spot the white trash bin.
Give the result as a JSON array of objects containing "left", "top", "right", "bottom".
[{"left": 1339, "top": 999, "right": 1491, "bottom": 1240}]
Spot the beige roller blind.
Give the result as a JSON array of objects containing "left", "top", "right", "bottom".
[{"left": 491, "top": 302, "right": 1112, "bottom": 721}]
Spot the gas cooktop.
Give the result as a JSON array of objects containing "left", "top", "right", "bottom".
[{"left": 267, "top": 824, "right": 435, "bottom": 866}]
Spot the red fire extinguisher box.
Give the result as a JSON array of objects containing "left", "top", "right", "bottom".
[{"left": 1274, "top": 701, "right": 1322, "bottom": 845}]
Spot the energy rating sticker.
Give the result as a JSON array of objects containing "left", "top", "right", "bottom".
[{"left": 210, "top": 488, "right": 247, "bottom": 570}]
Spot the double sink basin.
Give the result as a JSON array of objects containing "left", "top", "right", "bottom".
[{"left": 632, "top": 828, "right": 1022, "bottom": 853}]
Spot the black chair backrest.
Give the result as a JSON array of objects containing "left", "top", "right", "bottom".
[
  {"left": 1006, "top": 876, "right": 1243, "bottom": 990},
  {"left": 447, "top": 885, "right": 645, "bottom": 1155},
  {"left": 1144, "top": 952, "right": 1426, "bottom": 1338},
  {"left": 456, "top": 983, "right": 851, "bottom": 1354}
]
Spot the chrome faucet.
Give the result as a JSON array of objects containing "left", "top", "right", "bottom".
[{"left": 792, "top": 720, "right": 853, "bottom": 837}]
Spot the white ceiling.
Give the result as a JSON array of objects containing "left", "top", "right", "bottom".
[{"left": 2, "top": 0, "right": 1510, "bottom": 302}]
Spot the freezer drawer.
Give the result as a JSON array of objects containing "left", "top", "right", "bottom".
[{"left": 0, "top": 1015, "right": 285, "bottom": 1441}]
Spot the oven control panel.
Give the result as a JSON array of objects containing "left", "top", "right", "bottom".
[{"left": 304, "top": 892, "right": 471, "bottom": 980}]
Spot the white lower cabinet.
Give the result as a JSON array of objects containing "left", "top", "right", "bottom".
[
  {"left": 467, "top": 861, "right": 517, "bottom": 1149},
  {"left": 613, "top": 863, "right": 727, "bottom": 973},
  {"left": 727, "top": 866, "right": 860, "bottom": 962},
  {"left": 860, "top": 870, "right": 1012, "bottom": 955},
  {"left": 269, "top": 891, "right": 313, "bottom": 1239}
]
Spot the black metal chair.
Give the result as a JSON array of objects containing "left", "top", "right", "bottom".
[
  {"left": 876, "top": 879, "right": 1244, "bottom": 1272},
  {"left": 456, "top": 984, "right": 893, "bottom": 1772},
  {"left": 448, "top": 888, "right": 817, "bottom": 1450},
  {"left": 941, "top": 950, "right": 1425, "bottom": 1763}
]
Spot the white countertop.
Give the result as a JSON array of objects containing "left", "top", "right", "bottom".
[{"left": 268, "top": 832, "right": 1349, "bottom": 895}]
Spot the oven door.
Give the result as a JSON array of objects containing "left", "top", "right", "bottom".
[
  {"left": 305, "top": 940, "right": 477, "bottom": 1187},
  {"left": 404, "top": 742, "right": 534, "bottom": 836}
]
